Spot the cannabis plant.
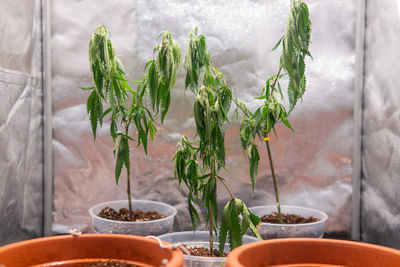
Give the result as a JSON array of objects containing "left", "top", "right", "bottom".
[
  {"left": 236, "top": 0, "right": 312, "bottom": 223},
  {"left": 173, "top": 28, "right": 261, "bottom": 256},
  {"left": 83, "top": 25, "right": 181, "bottom": 216}
]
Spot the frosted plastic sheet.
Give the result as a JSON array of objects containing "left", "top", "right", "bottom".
[
  {"left": 51, "top": 0, "right": 355, "bottom": 236},
  {"left": 362, "top": 0, "right": 400, "bottom": 248},
  {"left": 0, "top": 0, "right": 33, "bottom": 73},
  {"left": 0, "top": 0, "right": 43, "bottom": 245}
]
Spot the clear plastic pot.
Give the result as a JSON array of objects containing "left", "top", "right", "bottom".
[
  {"left": 89, "top": 199, "right": 177, "bottom": 236},
  {"left": 158, "top": 231, "right": 259, "bottom": 267},
  {"left": 249, "top": 205, "right": 328, "bottom": 239}
]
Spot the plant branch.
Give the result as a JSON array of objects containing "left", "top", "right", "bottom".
[
  {"left": 216, "top": 176, "right": 235, "bottom": 200},
  {"left": 264, "top": 138, "right": 283, "bottom": 223},
  {"left": 271, "top": 66, "right": 282, "bottom": 89}
]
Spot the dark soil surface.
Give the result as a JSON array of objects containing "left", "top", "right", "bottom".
[
  {"left": 261, "top": 212, "right": 320, "bottom": 224},
  {"left": 86, "top": 261, "right": 137, "bottom": 267},
  {"left": 181, "top": 244, "right": 228, "bottom": 257},
  {"left": 98, "top": 207, "right": 166, "bottom": 222}
]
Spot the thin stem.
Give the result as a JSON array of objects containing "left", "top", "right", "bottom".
[
  {"left": 124, "top": 120, "right": 133, "bottom": 220},
  {"left": 208, "top": 202, "right": 213, "bottom": 257},
  {"left": 264, "top": 138, "right": 283, "bottom": 224},
  {"left": 262, "top": 65, "right": 284, "bottom": 223},
  {"left": 127, "top": 163, "right": 133, "bottom": 220},
  {"left": 208, "top": 159, "right": 216, "bottom": 257},
  {"left": 271, "top": 66, "right": 283, "bottom": 89},
  {"left": 216, "top": 176, "right": 235, "bottom": 200},
  {"left": 232, "top": 97, "right": 252, "bottom": 118}
]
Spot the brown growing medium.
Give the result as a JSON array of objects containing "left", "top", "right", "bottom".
[
  {"left": 261, "top": 212, "right": 320, "bottom": 224},
  {"left": 181, "top": 245, "right": 228, "bottom": 257},
  {"left": 86, "top": 260, "right": 137, "bottom": 267},
  {"left": 98, "top": 207, "right": 166, "bottom": 222}
]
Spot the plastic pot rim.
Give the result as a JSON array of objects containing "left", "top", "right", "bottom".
[
  {"left": 159, "top": 230, "right": 259, "bottom": 262},
  {"left": 89, "top": 199, "right": 177, "bottom": 225},
  {"left": 249, "top": 205, "right": 328, "bottom": 226}
]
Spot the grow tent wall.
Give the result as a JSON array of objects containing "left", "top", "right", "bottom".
[{"left": 0, "top": 0, "right": 399, "bottom": 249}]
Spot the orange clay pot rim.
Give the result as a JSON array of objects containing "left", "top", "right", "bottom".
[
  {"left": 0, "top": 233, "right": 174, "bottom": 252},
  {"left": 228, "top": 238, "right": 400, "bottom": 257},
  {"left": 0, "top": 233, "right": 184, "bottom": 267},
  {"left": 89, "top": 199, "right": 177, "bottom": 224},
  {"left": 250, "top": 205, "right": 328, "bottom": 226}
]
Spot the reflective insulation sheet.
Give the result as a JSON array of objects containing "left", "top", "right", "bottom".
[
  {"left": 0, "top": 0, "right": 43, "bottom": 245},
  {"left": 362, "top": 0, "right": 400, "bottom": 248},
  {"left": 51, "top": 0, "right": 355, "bottom": 237}
]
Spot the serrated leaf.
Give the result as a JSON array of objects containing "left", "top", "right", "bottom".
[
  {"left": 228, "top": 200, "right": 242, "bottom": 250},
  {"left": 248, "top": 144, "right": 260, "bottom": 190},
  {"left": 115, "top": 136, "right": 129, "bottom": 185},
  {"left": 160, "top": 90, "right": 170, "bottom": 123},
  {"left": 219, "top": 205, "right": 229, "bottom": 254},
  {"left": 148, "top": 63, "right": 158, "bottom": 110}
]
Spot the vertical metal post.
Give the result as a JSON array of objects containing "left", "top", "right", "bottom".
[
  {"left": 41, "top": 0, "right": 53, "bottom": 236},
  {"left": 352, "top": 0, "right": 367, "bottom": 241}
]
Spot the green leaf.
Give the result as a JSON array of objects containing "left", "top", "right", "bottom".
[
  {"left": 80, "top": 86, "right": 95, "bottom": 91},
  {"left": 160, "top": 89, "right": 170, "bottom": 123},
  {"left": 87, "top": 90, "right": 102, "bottom": 140},
  {"left": 271, "top": 35, "right": 284, "bottom": 51},
  {"left": 248, "top": 144, "right": 260, "bottom": 190},
  {"left": 115, "top": 136, "right": 129, "bottom": 185},
  {"left": 248, "top": 210, "right": 262, "bottom": 240},
  {"left": 188, "top": 193, "right": 201, "bottom": 230},
  {"left": 228, "top": 200, "right": 242, "bottom": 250},
  {"left": 148, "top": 62, "right": 158, "bottom": 110},
  {"left": 144, "top": 59, "right": 154, "bottom": 71},
  {"left": 219, "top": 205, "right": 229, "bottom": 254}
]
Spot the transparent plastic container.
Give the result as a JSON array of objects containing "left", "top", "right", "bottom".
[
  {"left": 89, "top": 199, "right": 177, "bottom": 236},
  {"left": 249, "top": 205, "right": 328, "bottom": 239},
  {"left": 158, "top": 231, "right": 259, "bottom": 267}
]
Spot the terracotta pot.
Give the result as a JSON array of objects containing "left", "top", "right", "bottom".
[
  {"left": 249, "top": 205, "right": 328, "bottom": 239},
  {"left": 226, "top": 238, "right": 400, "bottom": 267},
  {"left": 0, "top": 234, "right": 184, "bottom": 267}
]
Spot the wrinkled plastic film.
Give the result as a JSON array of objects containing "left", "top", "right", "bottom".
[
  {"left": 0, "top": 0, "right": 43, "bottom": 245},
  {"left": 51, "top": 0, "right": 355, "bottom": 236},
  {"left": 361, "top": 0, "right": 400, "bottom": 248}
]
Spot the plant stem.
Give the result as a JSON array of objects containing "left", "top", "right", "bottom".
[
  {"left": 124, "top": 120, "right": 133, "bottom": 220},
  {"left": 127, "top": 163, "right": 133, "bottom": 220},
  {"left": 209, "top": 159, "right": 216, "bottom": 257},
  {"left": 216, "top": 176, "right": 235, "bottom": 200},
  {"left": 272, "top": 66, "right": 282, "bottom": 88},
  {"left": 208, "top": 202, "right": 213, "bottom": 257},
  {"left": 264, "top": 138, "right": 283, "bottom": 224},
  {"left": 264, "top": 65, "right": 283, "bottom": 223}
]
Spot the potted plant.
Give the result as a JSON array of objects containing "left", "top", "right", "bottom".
[
  {"left": 226, "top": 238, "right": 400, "bottom": 267},
  {"left": 83, "top": 25, "right": 181, "bottom": 235},
  {"left": 0, "top": 234, "right": 184, "bottom": 266},
  {"left": 160, "top": 27, "right": 261, "bottom": 265},
  {"left": 235, "top": 0, "right": 328, "bottom": 239}
]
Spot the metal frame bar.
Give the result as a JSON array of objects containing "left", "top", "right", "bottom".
[
  {"left": 41, "top": 0, "right": 53, "bottom": 236},
  {"left": 352, "top": 0, "right": 367, "bottom": 241}
]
